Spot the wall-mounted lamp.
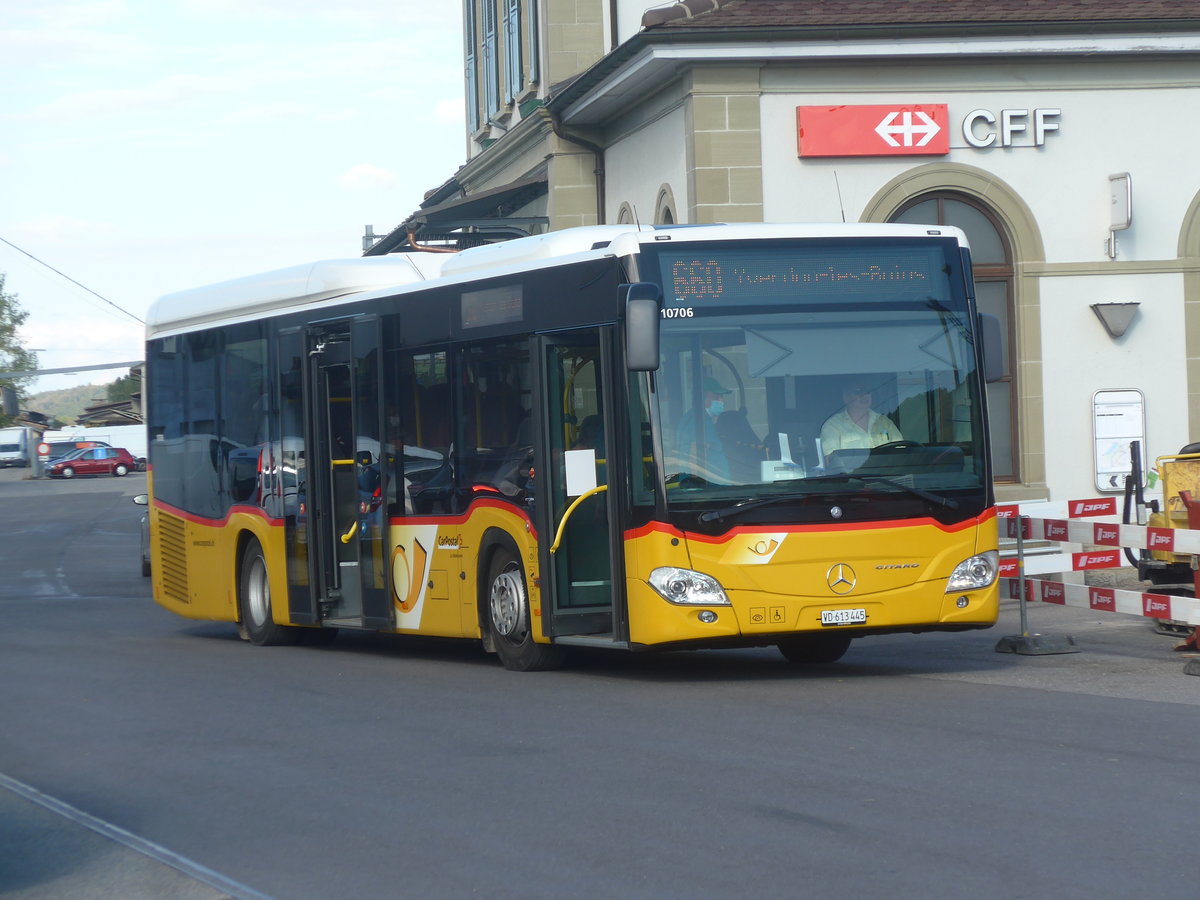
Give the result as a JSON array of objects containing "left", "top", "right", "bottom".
[
  {"left": 1091, "top": 301, "right": 1139, "bottom": 338},
  {"left": 1105, "top": 172, "right": 1132, "bottom": 259}
]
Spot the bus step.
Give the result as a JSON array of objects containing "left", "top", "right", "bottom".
[{"left": 553, "top": 634, "right": 630, "bottom": 649}]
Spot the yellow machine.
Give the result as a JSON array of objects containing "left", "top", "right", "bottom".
[{"left": 1129, "top": 444, "right": 1200, "bottom": 640}]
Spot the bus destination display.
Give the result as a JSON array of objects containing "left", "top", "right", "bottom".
[{"left": 659, "top": 245, "right": 948, "bottom": 309}]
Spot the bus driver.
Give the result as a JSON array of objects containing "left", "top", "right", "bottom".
[{"left": 820, "top": 380, "right": 902, "bottom": 459}]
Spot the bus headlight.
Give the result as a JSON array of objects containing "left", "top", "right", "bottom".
[
  {"left": 946, "top": 550, "right": 999, "bottom": 592},
  {"left": 648, "top": 567, "right": 731, "bottom": 606}
]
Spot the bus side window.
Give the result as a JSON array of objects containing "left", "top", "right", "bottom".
[
  {"left": 395, "top": 349, "right": 452, "bottom": 516},
  {"left": 456, "top": 341, "right": 533, "bottom": 508}
]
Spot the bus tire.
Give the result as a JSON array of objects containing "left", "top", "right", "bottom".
[
  {"left": 777, "top": 633, "right": 852, "bottom": 664},
  {"left": 238, "top": 538, "right": 300, "bottom": 646},
  {"left": 485, "top": 548, "right": 564, "bottom": 672}
]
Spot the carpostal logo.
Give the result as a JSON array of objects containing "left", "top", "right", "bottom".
[
  {"left": 1070, "top": 499, "right": 1115, "bottom": 517},
  {"left": 1089, "top": 588, "right": 1115, "bottom": 612},
  {"left": 437, "top": 534, "right": 462, "bottom": 551},
  {"left": 1142, "top": 594, "right": 1171, "bottom": 617}
]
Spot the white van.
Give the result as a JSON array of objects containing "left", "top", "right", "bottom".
[{"left": 0, "top": 426, "right": 31, "bottom": 467}]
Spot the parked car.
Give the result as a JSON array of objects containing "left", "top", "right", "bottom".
[
  {"left": 43, "top": 439, "right": 111, "bottom": 467},
  {"left": 47, "top": 446, "right": 137, "bottom": 478}
]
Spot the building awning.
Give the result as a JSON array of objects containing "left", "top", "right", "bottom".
[{"left": 365, "top": 176, "right": 548, "bottom": 255}]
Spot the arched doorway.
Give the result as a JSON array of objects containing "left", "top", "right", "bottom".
[{"left": 892, "top": 194, "right": 1017, "bottom": 480}]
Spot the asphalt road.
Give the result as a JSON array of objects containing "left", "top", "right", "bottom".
[{"left": 1, "top": 465, "right": 1198, "bottom": 899}]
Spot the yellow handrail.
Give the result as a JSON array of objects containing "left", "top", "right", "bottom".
[
  {"left": 549, "top": 485, "right": 608, "bottom": 554},
  {"left": 340, "top": 520, "right": 358, "bottom": 544}
]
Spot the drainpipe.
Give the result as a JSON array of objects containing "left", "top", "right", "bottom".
[{"left": 541, "top": 107, "right": 606, "bottom": 225}]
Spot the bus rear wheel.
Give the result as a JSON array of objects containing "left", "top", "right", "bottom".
[
  {"left": 486, "top": 549, "right": 564, "bottom": 672},
  {"left": 238, "top": 538, "right": 300, "bottom": 646},
  {"left": 777, "top": 633, "right": 852, "bottom": 664}
]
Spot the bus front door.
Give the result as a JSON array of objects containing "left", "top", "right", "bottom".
[
  {"left": 541, "top": 333, "right": 621, "bottom": 639},
  {"left": 307, "top": 319, "right": 389, "bottom": 630}
]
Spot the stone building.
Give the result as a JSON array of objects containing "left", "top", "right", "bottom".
[{"left": 369, "top": 0, "right": 1200, "bottom": 503}]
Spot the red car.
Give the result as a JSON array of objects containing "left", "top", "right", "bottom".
[{"left": 47, "top": 446, "right": 138, "bottom": 478}]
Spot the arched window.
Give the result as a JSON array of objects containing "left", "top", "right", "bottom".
[
  {"left": 892, "top": 194, "right": 1017, "bottom": 480},
  {"left": 655, "top": 184, "right": 677, "bottom": 226}
]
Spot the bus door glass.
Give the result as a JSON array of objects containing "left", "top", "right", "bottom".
[
  {"left": 541, "top": 332, "right": 617, "bottom": 636},
  {"left": 307, "top": 318, "right": 388, "bottom": 629}
]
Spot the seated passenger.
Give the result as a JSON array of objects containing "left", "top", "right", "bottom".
[
  {"left": 716, "top": 408, "right": 765, "bottom": 483},
  {"left": 675, "top": 377, "right": 731, "bottom": 481}
]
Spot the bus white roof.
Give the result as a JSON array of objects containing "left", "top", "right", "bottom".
[
  {"left": 146, "top": 254, "right": 449, "bottom": 338},
  {"left": 441, "top": 222, "right": 969, "bottom": 280},
  {"left": 146, "top": 223, "right": 968, "bottom": 337}
]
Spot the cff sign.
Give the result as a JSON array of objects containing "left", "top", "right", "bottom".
[{"left": 797, "top": 104, "right": 950, "bottom": 157}]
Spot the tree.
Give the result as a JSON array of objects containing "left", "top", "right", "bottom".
[
  {"left": 0, "top": 274, "right": 38, "bottom": 427},
  {"left": 107, "top": 372, "right": 140, "bottom": 404}
]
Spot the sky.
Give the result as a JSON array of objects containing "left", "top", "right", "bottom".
[{"left": 0, "top": 0, "right": 466, "bottom": 395}]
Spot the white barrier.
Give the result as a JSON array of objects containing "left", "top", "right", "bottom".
[{"left": 997, "top": 497, "right": 1200, "bottom": 634}]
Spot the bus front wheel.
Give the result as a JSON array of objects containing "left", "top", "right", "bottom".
[
  {"left": 238, "top": 538, "right": 300, "bottom": 646},
  {"left": 777, "top": 633, "right": 852, "bottom": 664},
  {"left": 486, "top": 549, "right": 564, "bottom": 672}
]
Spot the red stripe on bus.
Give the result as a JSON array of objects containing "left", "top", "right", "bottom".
[
  {"left": 624, "top": 509, "right": 995, "bottom": 544},
  {"left": 150, "top": 499, "right": 283, "bottom": 528},
  {"left": 389, "top": 497, "right": 536, "bottom": 535}
]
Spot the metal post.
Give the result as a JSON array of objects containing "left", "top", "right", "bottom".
[
  {"left": 995, "top": 512, "right": 1079, "bottom": 655},
  {"left": 1016, "top": 514, "right": 1029, "bottom": 637}
]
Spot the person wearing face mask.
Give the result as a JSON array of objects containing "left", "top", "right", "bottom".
[{"left": 674, "top": 376, "right": 732, "bottom": 481}]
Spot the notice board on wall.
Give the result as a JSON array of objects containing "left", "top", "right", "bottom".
[{"left": 1093, "top": 389, "right": 1146, "bottom": 492}]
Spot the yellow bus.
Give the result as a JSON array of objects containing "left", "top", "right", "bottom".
[{"left": 145, "top": 223, "right": 1001, "bottom": 670}]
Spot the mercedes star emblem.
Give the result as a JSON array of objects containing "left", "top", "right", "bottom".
[{"left": 826, "top": 563, "right": 857, "bottom": 595}]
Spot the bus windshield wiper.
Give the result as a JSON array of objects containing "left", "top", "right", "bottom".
[
  {"left": 849, "top": 475, "right": 959, "bottom": 510},
  {"left": 697, "top": 491, "right": 812, "bottom": 523},
  {"left": 697, "top": 477, "right": 958, "bottom": 523}
]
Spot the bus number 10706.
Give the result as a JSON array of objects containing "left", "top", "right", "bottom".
[{"left": 661, "top": 307, "right": 694, "bottom": 318}]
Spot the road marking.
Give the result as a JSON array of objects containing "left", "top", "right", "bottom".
[{"left": 0, "top": 772, "right": 276, "bottom": 900}]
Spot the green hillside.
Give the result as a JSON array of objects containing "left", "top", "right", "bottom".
[{"left": 27, "top": 384, "right": 108, "bottom": 426}]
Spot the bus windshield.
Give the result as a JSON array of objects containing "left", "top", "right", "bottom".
[{"left": 644, "top": 237, "right": 989, "bottom": 520}]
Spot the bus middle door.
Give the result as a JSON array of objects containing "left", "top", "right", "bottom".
[
  {"left": 539, "top": 331, "right": 622, "bottom": 641},
  {"left": 307, "top": 318, "right": 389, "bottom": 630}
]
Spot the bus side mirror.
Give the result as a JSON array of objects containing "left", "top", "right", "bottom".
[
  {"left": 978, "top": 313, "right": 1003, "bottom": 383},
  {"left": 624, "top": 282, "right": 662, "bottom": 372}
]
